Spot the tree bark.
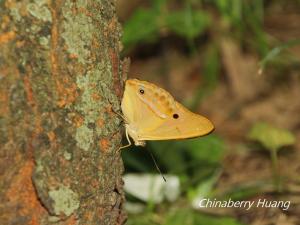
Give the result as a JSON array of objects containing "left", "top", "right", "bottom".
[{"left": 0, "top": 0, "right": 126, "bottom": 224}]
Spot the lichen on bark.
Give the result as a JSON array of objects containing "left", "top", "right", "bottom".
[{"left": 0, "top": 0, "right": 126, "bottom": 224}]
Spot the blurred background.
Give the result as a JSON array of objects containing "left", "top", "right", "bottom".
[{"left": 116, "top": 1, "right": 300, "bottom": 224}]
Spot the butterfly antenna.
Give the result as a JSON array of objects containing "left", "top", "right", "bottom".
[{"left": 146, "top": 148, "right": 167, "bottom": 182}]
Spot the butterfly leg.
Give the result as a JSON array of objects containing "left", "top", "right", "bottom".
[
  {"left": 114, "top": 110, "right": 126, "bottom": 121},
  {"left": 105, "top": 97, "right": 128, "bottom": 122},
  {"left": 118, "top": 128, "right": 132, "bottom": 150}
]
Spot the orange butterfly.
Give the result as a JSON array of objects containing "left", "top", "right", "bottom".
[{"left": 121, "top": 79, "right": 214, "bottom": 148}]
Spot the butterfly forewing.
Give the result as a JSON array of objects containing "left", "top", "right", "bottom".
[{"left": 139, "top": 101, "right": 214, "bottom": 140}]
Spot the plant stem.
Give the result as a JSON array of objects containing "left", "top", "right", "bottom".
[{"left": 270, "top": 149, "right": 281, "bottom": 192}]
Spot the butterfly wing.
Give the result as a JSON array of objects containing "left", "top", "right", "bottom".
[
  {"left": 139, "top": 101, "right": 214, "bottom": 140},
  {"left": 121, "top": 79, "right": 214, "bottom": 142},
  {"left": 121, "top": 79, "right": 165, "bottom": 134}
]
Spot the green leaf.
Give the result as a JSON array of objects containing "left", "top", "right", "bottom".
[
  {"left": 122, "top": 8, "right": 160, "bottom": 48},
  {"left": 185, "top": 135, "right": 224, "bottom": 164},
  {"left": 248, "top": 122, "right": 296, "bottom": 151},
  {"left": 165, "top": 7, "right": 210, "bottom": 40}
]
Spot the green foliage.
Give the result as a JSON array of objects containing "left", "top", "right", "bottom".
[
  {"left": 122, "top": 8, "right": 160, "bottom": 48},
  {"left": 185, "top": 135, "right": 224, "bottom": 164},
  {"left": 212, "top": 0, "right": 243, "bottom": 23},
  {"left": 165, "top": 7, "right": 210, "bottom": 40},
  {"left": 202, "top": 45, "right": 220, "bottom": 91},
  {"left": 122, "top": 135, "right": 224, "bottom": 185},
  {"left": 248, "top": 122, "right": 296, "bottom": 191},
  {"left": 248, "top": 122, "right": 296, "bottom": 152},
  {"left": 122, "top": 0, "right": 269, "bottom": 57},
  {"left": 126, "top": 213, "right": 155, "bottom": 225},
  {"left": 122, "top": 1, "right": 211, "bottom": 49},
  {"left": 188, "top": 170, "right": 221, "bottom": 202},
  {"left": 208, "top": 0, "right": 267, "bottom": 54},
  {"left": 165, "top": 210, "right": 244, "bottom": 225},
  {"left": 127, "top": 208, "right": 244, "bottom": 225},
  {"left": 148, "top": 134, "right": 224, "bottom": 176},
  {"left": 190, "top": 45, "right": 220, "bottom": 108},
  {"left": 122, "top": 148, "right": 152, "bottom": 172},
  {"left": 150, "top": 141, "right": 188, "bottom": 173},
  {"left": 222, "top": 181, "right": 271, "bottom": 201}
]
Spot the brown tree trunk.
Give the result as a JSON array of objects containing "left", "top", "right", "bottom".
[{"left": 0, "top": 0, "right": 126, "bottom": 224}]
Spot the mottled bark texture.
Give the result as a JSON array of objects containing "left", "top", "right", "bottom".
[{"left": 0, "top": 0, "right": 127, "bottom": 224}]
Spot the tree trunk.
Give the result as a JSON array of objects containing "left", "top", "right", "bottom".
[{"left": 0, "top": 0, "right": 126, "bottom": 224}]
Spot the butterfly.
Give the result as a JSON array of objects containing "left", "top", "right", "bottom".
[{"left": 120, "top": 79, "right": 214, "bottom": 149}]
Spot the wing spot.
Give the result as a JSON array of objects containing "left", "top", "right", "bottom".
[
  {"left": 139, "top": 88, "right": 145, "bottom": 94},
  {"left": 173, "top": 113, "right": 179, "bottom": 119}
]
